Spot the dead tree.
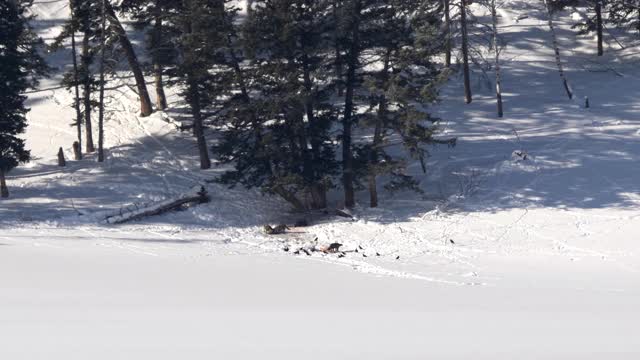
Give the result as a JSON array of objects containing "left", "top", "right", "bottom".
[
  {"left": 490, "top": 0, "right": 504, "bottom": 117},
  {"left": 104, "top": 186, "right": 209, "bottom": 224},
  {"left": 97, "top": 0, "right": 107, "bottom": 162},
  {"left": 543, "top": 0, "right": 573, "bottom": 99},
  {"left": 461, "top": 0, "right": 472, "bottom": 103},
  {"left": 58, "top": 147, "right": 67, "bottom": 167},
  {"left": 80, "top": 12, "right": 95, "bottom": 153},
  {"left": 0, "top": 169, "right": 8, "bottom": 198},
  {"left": 73, "top": 141, "right": 82, "bottom": 160},
  {"left": 70, "top": 0, "right": 83, "bottom": 160}
]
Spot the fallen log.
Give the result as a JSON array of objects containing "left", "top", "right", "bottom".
[{"left": 104, "top": 186, "right": 209, "bottom": 224}]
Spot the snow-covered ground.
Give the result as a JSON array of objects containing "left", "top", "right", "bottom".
[{"left": 1, "top": 0, "right": 639, "bottom": 358}]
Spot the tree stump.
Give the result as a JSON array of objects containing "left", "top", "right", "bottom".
[
  {"left": 0, "top": 169, "right": 8, "bottom": 198},
  {"left": 57, "top": 147, "right": 66, "bottom": 167},
  {"left": 73, "top": 141, "right": 82, "bottom": 160}
]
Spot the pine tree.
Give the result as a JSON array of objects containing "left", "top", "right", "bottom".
[
  {"left": 608, "top": 0, "right": 640, "bottom": 35},
  {"left": 550, "top": 0, "right": 605, "bottom": 56},
  {"left": 0, "top": 0, "right": 47, "bottom": 198},
  {"left": 340, "top": 0, "right": 453, "bottom": 207},
  {"left": 215, "top": 0, "right": 339, "bottom": 209},
  {"left": 170, "top": 0, "right": 237, "bottom": 170}
]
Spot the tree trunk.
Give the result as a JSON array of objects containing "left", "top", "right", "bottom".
[
  {"left": 544, "top": 0, "right": 573, "bottom": 99},
  {"left": 444, "top": 0, "right": 452, "bottom": 68},
  {"left": 105, "top": 186, "right": 209, "bottom": 224},
  {"left": 58, "top": 147, "right": 67, "bottom": 167},
  {"left": 97, "top": 0, "right": 107, "bottom": 162},
  {"left": 105, "top": 0, "right": 153, "bottom": 117},
  {"left": 369, "top": 49, "right": 391, "bottom": 208},
  {"left": 491, "top": 0, "right": 504, "bottom": 117},
  {"left": 73, "top": 141, "right": 82, "bottom": 160},
  {"left": 0, "top": 169, "right": 8, "bottom": 198},
  {"left": 333, "top": 0, "right": 345, "bottom": 97},
  {"left": 637, "top": 4, "right": 640, "bottom": 35},
  {"left": 70, "top": 0, "right": 82, "bottom": 160},
  {"left": 301, "top": 48, "right": 326, "bottom": 209},
  {"left": 188, "top": 77, "right": 211, "bottom": 170},
  {"left": 342, "top": 0, "right": 362, "bottom": 208},
  {"left": 595, "top": 0, "right": 603, "bottom": 56},
  {"left": 81, "top": 25, "right": 95, "bottom": 153},
  {"left": 152, "top": 0, "right": 167, "bottom": 110},
  {"left": 461, "top": 0, "right": 472, "bottom": 104}
]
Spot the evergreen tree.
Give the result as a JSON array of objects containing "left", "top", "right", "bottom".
[
  {"left": 169, "top": 0, "right": 236, "bottom": 170},
  {"left": 0, "top": 0, "right": 47, "bottom": 198},
  {"left": 550, "top": 0, "right": 605, "bottom": 56},
  {"left": 215, "top": 0, "right": 339, "bottom": 210},
  {"left": 339, "top": 0, "right": 454, "bottom": 207},
  {"left": 607, "top": 0, "right": 640, "bottom": 35}
]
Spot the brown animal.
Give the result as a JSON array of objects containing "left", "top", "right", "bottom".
[{"left": 264, "top": 224, "right": 290, "bottom": 235}]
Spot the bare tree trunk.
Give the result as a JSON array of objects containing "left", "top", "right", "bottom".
[
  {"left": 596, "top": 0, "right": 603, "bottom": 56},
  {"left": 187, "top": 77, "right": 211, "bottom": 170},
  {"left": 444, "top": 0, "right": 452, "bottom": 67},
  {"left": 105, "top": 0, "right": 153, "bottom": 117},
  {"left": 342, "top": 0, "right": 362, "bottom": 208},
  {"left": 81, "top": 24, "right": 95, "bottom": 153},
  {"left": 333, "top": 0, "right": 344, "bottom": 97},
  {"left": 637, "top": 3, "right": 640, "bottom": 35},
  {"left": 70, "top": 0, "right": 82, "bottom": 160},
  {"left": 543, "top": 0, "right": 573, "bottom": 99},
  {"left": 58, "top": 147, "right": 67, "bottom": 166},
  {"left": 183, "top": 11, "right": 211, "bottom": 170},
  {"left": 152, "top": 0, "right": 167, "bottom": 110},
  {"left": 461, "top": 0, "right": 472, "bottom": 104},
  {"left": 0, "top": 169, "right": 8, "bottom": 198},
  {"left": 97, "top": 0, "right": 107, "bottom": 162},
  {"left": 491, "top": 0, "right": 504, "bottom": 117},
  {"left": 369, "top": 49, "right": 391, "bottom": 208}
]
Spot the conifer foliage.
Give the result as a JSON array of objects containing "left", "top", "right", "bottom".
[
  {"left": 210, "top": 0, "right": 451, "bottom": 209},
  {"left": 0, "top": 0, "right": 47, "bottom": 198}
]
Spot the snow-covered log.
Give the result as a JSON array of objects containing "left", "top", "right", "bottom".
[{"left": 104, "top": 186, "right": 209, "bottom": 224}]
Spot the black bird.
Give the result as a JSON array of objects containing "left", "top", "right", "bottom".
[
  {"left": 283, "top": 246, "right": 290, "bottom": 252},
  {"left": 363, "top": 254, "right": 368, "bottom": 258},
  {"left": 449, "top": 239, "right": 455, "bottom": 245},
  {"left": 358, "top": 245, "right": 364, "bottom": 250},
  {"left": 293, "top": 250, "right": 300, "bottom": 255},
  {"left": 376, "top": 252, "right": 381, "bottom": 257},
  {"left": 355, "top": 248, "right": 359, "bottom": 253},
  {"left": 395, "top": 256, "right": 400, "bottom": 260}
]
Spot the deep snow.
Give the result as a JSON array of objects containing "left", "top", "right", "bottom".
[{"left": 1, "top": 0, "right": 640, "bottom": 358}]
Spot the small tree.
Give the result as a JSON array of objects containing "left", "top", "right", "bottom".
[{"left": 0, "top": 0, "right": 47, "bottom": 198}]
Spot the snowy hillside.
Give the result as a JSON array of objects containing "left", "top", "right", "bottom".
[{"left": 1, "top": 0, "right": 639, "bottom": 358}]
